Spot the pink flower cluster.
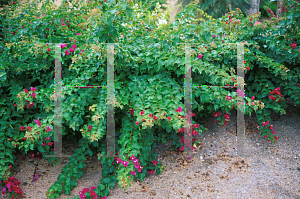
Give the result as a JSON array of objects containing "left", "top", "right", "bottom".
[
  {"left": 197, "top": 54, "right": 203, "bottom": 59},
  {"left": 30, "top": 152, "right": 42, "bottom": 160},
  {"left": 14, "top": 87, "right": 37, "bottom": 108},
  {"left": 19, "top": 119, "right": 53, "bottom": 146},
  {"left": 175, "top": 107, "right": 182, "bottom": 112},
  {"left": 291, "top": 43, "right": 297, "bottom": 49},
  {"left": 34, "top": 117, "right": 42, "bottom": 127},
  {"left": 177, "top": 114, "right": 199, "bottom": 136},
  {"left": 259, "top": 120, "right": 277, "bottom": 141},
  {"left": 267, "top": 7, "right": 276, "bottom": 18},
  {"left": 254, "top": 21, "right": 262, "bottom": 26},
  {"left": 212, "top": 110, "right": 230, "bottom": 127},
  {"left": 79, "top": 186, "right": 106, "bottom": 199},
  {"left": 269, "top": 87, "right": 283, "bottom": 102},
  {"left": 1, "top": 176, "right": 23, "bottom": 198},
  {"left": 32, "top": 174, "right": 39, "bottom": 182},
  {"left": 113, "top": 154, "right": 160, "bottom": 179},
  {"left": 65, "top": 44, "right": 77, "bottom": 56},
  {"left": 179, "top": 136, "right": 194, "bottom": 151}
]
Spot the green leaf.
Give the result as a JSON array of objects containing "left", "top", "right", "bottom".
[
  {"left": 86, "top": 149, "right": 93, "bottom": 157},
  {"left": 98, "top": 184, "right": 105, "bottom": 191},
  {"left": 70, "top": 180, "right": 77, "bottom": 189},
  {"left": 264, "top": 109, "right": 271, "bottom": 116},
  {"left": 166, "top": 125, "right": 172, "bottom": 133},
  {"left": 5, "top": 151, "right": 13, "bottom": 159},
  {"left": 145, "top": 57, "right": 151, "bottom": 63},
  {"left": 172, "top": 121, "right": 181, "bottom": 131},
  {"left": 108, "top": 181, "right": 115, "bottom": 189},
  {"left": 102, "top": 177, "right": 111, "bottom": 184},
  {"left": 214, "top": 103, "right": 219, "bottom": 111},
  {"left": 139, "top": 173, "right": 146, "bottom": 181},
  {"left": 0, "top": 72, "right": 6, "bottom": 78},
  {"left": 103, "top": 187, "right": 109, "bottom": 196},
  {"left": 0, "top": 159, "right": 5, "bottom": 166},
  {"left": 125, "top": 6, "right": 133, "bottom": 19}
]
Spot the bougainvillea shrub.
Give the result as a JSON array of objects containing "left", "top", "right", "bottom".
[{"left": 0, "top": 0, "right": 299, "bottom": 198}]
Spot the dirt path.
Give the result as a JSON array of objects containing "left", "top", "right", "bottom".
[{"left": 1, "top": 99, "right": 300, "bottom": 199}]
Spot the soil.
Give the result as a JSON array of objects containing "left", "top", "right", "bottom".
[{"left": 1, "top": 98, "right": 300, "bottom": 199}]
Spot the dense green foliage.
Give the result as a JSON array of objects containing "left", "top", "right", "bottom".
[
  {"left": 0, "top": 0, "right": 299, "bottom": 198},
  {"left": 193, "top": 0, "right": 252, "bottom": 19},
  {"left": 260, "top": 0, "right": 277, "bottom": 18}
]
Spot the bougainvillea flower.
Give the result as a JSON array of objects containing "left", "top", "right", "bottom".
[
  {"left": 131, "top": 170, "right": 136, "bottom": 175},
  {"left": 34, "top": 117, "right": 42, "bottom": 127},
  {"left": 65, "top": 50, "right": 70, "bottom": 56},
  {"left": 236, "top": 89, "right": 244, "bottom": 97},
  {"left": 134, "top": 162, "right": 140, "bottom": 168},
  {"left": 132, "top": 159, "right": 139, "bottom": 165},
  {"left": 137, "top": 166, "right": 143, "bottom": 172},
  {"left": 254, "top": 21, "right": 262, "bottom": 26},
  {"left": 129, "top": 154, "right": 136, "bottom": 160},
  {"left": 19, "top": 126, "right": 26, "bottom": 131},
  {"left": 60, "top": 43, "right": 67, "bottom": 48},
  {"left": 116, "top": 158, "right": 122, "bottom": 164},
  {"left": 151, "top": 160, "right": 158, "bottom": 165},
  {"left": 121, "top": 161, "right": 129, "bottom": 168},
  {"left": 147, "top": 169, "right": 154, "bottom": 175}
]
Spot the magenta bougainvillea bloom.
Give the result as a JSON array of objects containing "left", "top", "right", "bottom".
[
  {"left": 60, "top": 43, "right": 67, "bottom": 48},
  {"left": 291, "top": 43, "right": 297, "bottom": 49},
  {"left": 34, "top": 117, "right": 42, "bottom": 127},
  {"left": 65, "top": 50, "right": 70, "bottom": 56},
  {"left": 19, "top": 126, "right": 26, "bottom": 131}
]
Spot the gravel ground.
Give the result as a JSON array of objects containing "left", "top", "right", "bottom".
[{"left": 1, "top": 99, "right": 300, "bottom": 199}]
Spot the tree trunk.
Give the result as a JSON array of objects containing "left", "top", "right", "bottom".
[
  {"left": 248, "top": 0, "right": 260, "bottom": 15},
  {"left": 276, "top": 0, "right": 283, "bottom": 18}
]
